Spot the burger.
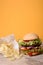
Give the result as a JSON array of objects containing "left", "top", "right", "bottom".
[{"left": 18, "top": 33, "right": 43, "bottom": 56}]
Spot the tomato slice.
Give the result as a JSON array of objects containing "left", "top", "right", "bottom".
[
  {"left": 23, "top": 40, "right": 29, "bottom": 42},
  {"left": 21, "top": 47, "right": 27, "bottom": 50},
  {"left": 27, "top": 47, "right": 31, "bottom": 50},
  {"left": 28, "top": 52, "right": 38, "bottom": 56},
  {"left": 32, "top": 52, "right": 38, "bottom": 56},
  {"left": 28, "top": 52, "right": 32, "bottom": 56}
]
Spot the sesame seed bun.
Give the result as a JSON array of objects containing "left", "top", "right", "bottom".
[{"left": 23, "top": 33, "right": 39, "bottom": 40}]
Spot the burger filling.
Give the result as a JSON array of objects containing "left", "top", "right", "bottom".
[
  {"left": 18, "top": 39, "right": 43, "bottom": 56},
  {"left": 18, "top": 38, "right": 41, "bottom": 47}
]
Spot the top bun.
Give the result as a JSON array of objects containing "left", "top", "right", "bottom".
[{"left": 23, "top": 33, "right": 39, "bottom": 40}]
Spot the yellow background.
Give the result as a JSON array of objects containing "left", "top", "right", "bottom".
[{"left": 0, "top": 0, "right": 43, "bottom": 40}]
